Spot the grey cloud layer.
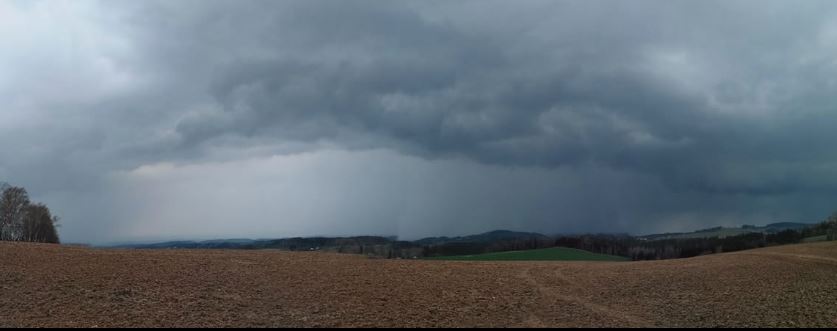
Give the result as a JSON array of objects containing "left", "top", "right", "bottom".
[
  {"left": 124, "top": 0, "right": 837, "bottom": 194},
  {"left": 2, "top": 0, "right": 837, "bottom": 242}
]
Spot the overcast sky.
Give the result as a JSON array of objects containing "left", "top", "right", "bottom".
[{"left": 2, "top": 0, "right": 837, "bottom": 244}]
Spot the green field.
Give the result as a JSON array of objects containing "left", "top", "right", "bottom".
[{"left": 425, "top": 247, "right": 629, "bottom": 261}]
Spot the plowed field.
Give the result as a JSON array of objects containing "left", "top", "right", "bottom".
[{"left": 2, "top": 241, "right": 836, "bottom": 327}]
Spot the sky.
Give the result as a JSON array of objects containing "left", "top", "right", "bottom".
[{"left": 2, "top": 0, "right": 837, "bottom": 244}]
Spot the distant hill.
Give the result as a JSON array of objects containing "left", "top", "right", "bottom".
[
  {"left": 415, "top": 230, "right": 555, "bottom": 258},
  {"left": 114, "top": 236, "right": 391, "bottom": 250},
  {"left": 759, "top": 222, "right": 813, "bottom": 232},
  {"left": 639, "top": 222, "right": 813, "bottom": 241},
  {"left": 111, "top": 236, "right": 424, "bottom": 258},
  {"left": 104, "top": 222, "right": 822, "bottom": 260},
  {"left": 111, "top": 239, "right": 256, "bottom": 250},
  {"left": 109, "top": 230, "right": 555, "bottom": 259},
  {"left": 414, "top": 230, "right": 551, "bottom": 246}
]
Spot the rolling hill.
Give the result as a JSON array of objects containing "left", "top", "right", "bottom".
[{"left": 639, "top": 222, "right": 813, "bottom": 240}]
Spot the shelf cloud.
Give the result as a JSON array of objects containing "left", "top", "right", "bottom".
[{"left": 3, "top": 0, "right": 837, "bottom": 243}]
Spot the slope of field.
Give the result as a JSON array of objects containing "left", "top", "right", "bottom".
[
  {"left": 1, "top": 241, "right": 836, "bottom": 327},
  {"left": 803, "top": 235, "right": 828, "bottom": 243},
  {"left": 426, "top": 247, "right": 628, "bottom": 261}
]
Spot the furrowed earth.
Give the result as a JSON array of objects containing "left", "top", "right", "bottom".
[{"left": 1, "top": 241, "right": 836, "bottom": 327}]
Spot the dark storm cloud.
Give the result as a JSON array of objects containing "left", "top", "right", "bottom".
[
  {"left": 3, "top": 0, "right": 837, "bottom": 242},
  {"left": 127, "top": 0, "right": 837, "bottom": 195}
]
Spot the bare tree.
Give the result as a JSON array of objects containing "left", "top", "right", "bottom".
[
  {"left": 827, "top": 213, "right": 837, "bottom": 241},
  {"left": 22, "top": 203, "right": 60, "bottom": 243},
  {"left": 0, "top": 186, "right": 31, "bottom": 241}
]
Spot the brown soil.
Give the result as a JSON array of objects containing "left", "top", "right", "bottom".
[{"left": 1, "top": 241, "right": 836, "bottom": 327}]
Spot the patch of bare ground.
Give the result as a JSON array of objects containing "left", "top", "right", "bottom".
[{"left": 1, "top": 241, "right": 835, "bottom": 327}]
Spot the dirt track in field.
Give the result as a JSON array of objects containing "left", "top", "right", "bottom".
[{"left": 1, "top": 241, "right": 836, "bottom": 327}]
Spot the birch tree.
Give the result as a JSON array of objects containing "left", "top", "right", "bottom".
[{"left": 0, "top": 186, "right": 30, "bottom": 241}]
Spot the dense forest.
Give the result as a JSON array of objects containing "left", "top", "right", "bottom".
[{"left": 0, "top": 183, "right": 60, "bottom": 244}]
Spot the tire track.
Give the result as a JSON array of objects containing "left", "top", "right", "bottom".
[{"left": 519, "top": 266, "right": 653, "bottom": 327}]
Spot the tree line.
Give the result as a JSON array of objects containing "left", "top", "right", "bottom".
[
  {"left": 120, "top": 214, "right": 837, "bottom": 261},
  {"left": 0, "top": 183, "right": 60, "bottom": 244},
  {"left": 418, "top": 215, "right": 837, "bottom": 260},
  {"left": 531, "top": 215, "right": 837, "bottom": 261}
]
